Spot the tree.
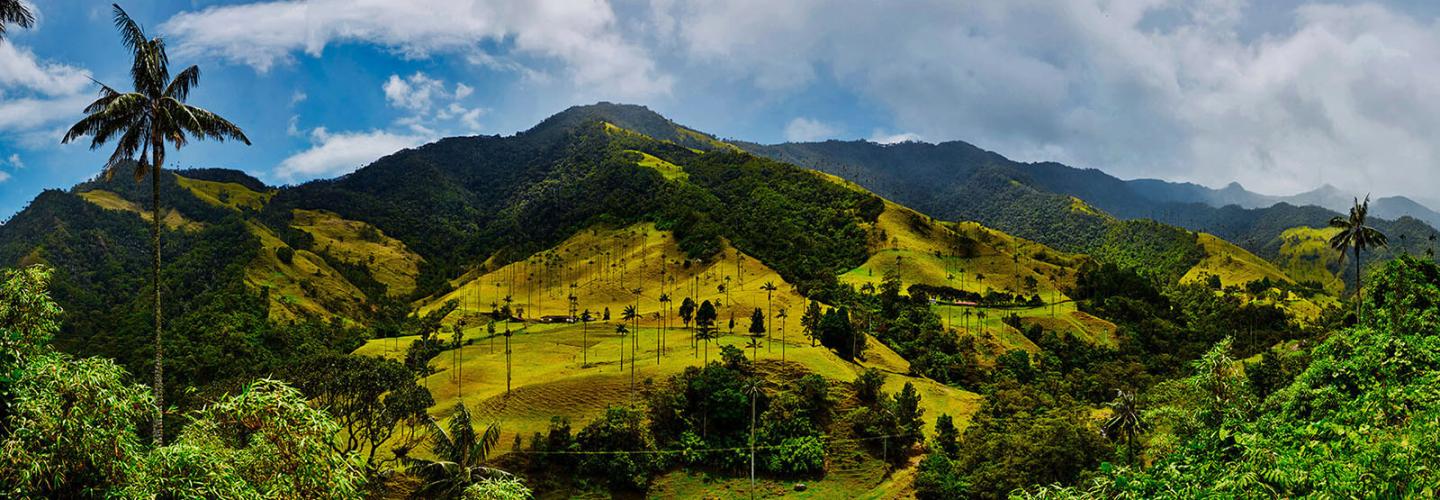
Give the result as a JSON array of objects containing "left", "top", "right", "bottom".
[
  {"left": 934, "top": 413, "right": 960, "bottom": 458},
  {"left": 0, "top": 0, "right": 34, "bottom": 39},
  {"left": 615, "top": 324, "right": 629, "bottom": 372},
  {"left": 802, "top": 300, "right": 822, "bottom": 347},
  {"left": 695, "top": 300, "right": 719, "bottom": 364},
  {"left": 1329, "top": 195, "right": 1389, "bottom": 322},
  {"left": 748, "top": 307, "right": 766, "bottom": 361},
  {"left": 1104, "top": 389, "right": 1145, "bottom": 464},
  {"left": 290, "top": 354, "right": 433, "bottom": 472},
  {"left": 406, "top": 402, "right": 509, "bottom": 498},
  {"left": 658, "top": 292, "right": 671, "bottom": 358},
  {"left": 679, "top": 297, "right": 696, "bottom": 356},
  {"left": 776, "top": 307, "right": 789, "bottom": 362},
  {"left": 761, "top": 281, "right": 778, "bottom": 351},
  {"left": 622, "top": 304, "right": 639, "bottom": 394},
  {"left": 62, "top": 4, "right": 251, "bottom": 444},
  {"left": 580, "top": 308, "right": 593, "bottom": 367}
]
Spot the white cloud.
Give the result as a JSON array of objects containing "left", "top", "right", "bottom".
[
  {"left": 381, "top": 72, "right": 487, "bottom": 135},
  {"left": 783, "top": 117, "right": 837, "bottom": 142},
  {"left": 290, "top": 90, "right": 307, "bottom": 105},
  {"left": 0, "top": 93, "right": 91, "bottom": 135},
  {"left": 649, "top": 0, "right": 1440, "bottom": 199},
  {"left": 276, "top": 128, "right": 428, "bottom": 181},
  {"left": 6, "top": 153, "right": 24, "bottom": 169},
  {"left": 869, "top": 131, "right": 923, "bottom": 145},
  {"left": 0, "top": 40, "right": 90, "bottom": 96},
  {"left": 0, "top": 170, "right": 10, "bottom": 183},
  {"left": 161, "top": 0, "right": 671, "bottom": 99}
]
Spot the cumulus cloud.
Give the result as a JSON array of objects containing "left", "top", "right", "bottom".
[
  {"left": 870, "top": 130, "right": 923, "bottom": 145},
  {"left": 6, "top": 154, "right": 24, "bottom": 169},
  {"left": 0, "top": 40, "right": 90, "bottom": 96},
  {"left": 276, "top": 128, "right": 428, "bottom": 181},
  {"left": 161, "top": 0, "right": 671, "bottom": 99},
  {"left": 783, "top": 117, "right": 838, "bottom": 142},
  {"left": 382, "top": 72, "right": 487, "bottom": 134},
  {"left": 650, "top": 0, "right": 1440, "bottom": 199},
  {"left": 0, "top": 39, "right": 93, "bottom": 145}
]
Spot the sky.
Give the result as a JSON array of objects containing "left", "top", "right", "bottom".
[{"left": 3, "top": 0, "right": 1440, "bottom": 219}]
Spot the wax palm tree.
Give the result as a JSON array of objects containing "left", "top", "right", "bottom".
[
  {"left": 406, "top": 402, "right": 507, "bottom": 498},
  {"left": 1104, "top": 389, "right": 1145, "bottom": 465},
  {"left": 580, "top": 308, "right": 593, "bottom": 367},
  {"left": 615, "top": 324, "right": 628, "bottom": 371},
  {"left": 1329, "top": 196, "right": 1389, "bottom": 322},
  {"left": 658, "top": 292, "right": 671, "bottom": 358},
  {"left": 761, "top": 281, "right": 777, "bottom": 351},
  {"left": 679, "top": 296, "right": 696, "bottom": 357},
  {"left": 63, "top": 4, "right": 250, "bottom": 444},
  {"left": 0, "top": 0, "right": 34, "bottom": 39},
  {"left": 695, "top": 300, "right": 719, "bottom": 365},
  {"left": 622, "top": 303, "right": 640, "bottom": 373},
  {"left": 776, "top": 307, "right": 788, "bottom": 362}
]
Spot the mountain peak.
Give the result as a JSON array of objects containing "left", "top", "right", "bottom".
[{"left": 526, "top": 102, "right": 731, "bottom": 151}]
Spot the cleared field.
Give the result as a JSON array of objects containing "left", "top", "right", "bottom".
[
  {"left": 1276, "top": 226, "right": 1346, "bottom": 294},
  {"left": 78, "top": 189, "right": 202, "bottom": 231},
  {"left": 1182, "top": 233, "right": 1294, "bottom": 287},
  {"left": 626, "top": 149, "right": 687, "bottom": 181},
  {"left": 419, "top": 223, "right": 810, "bottom": 335},
  {"left": 242, "top": 221, "right": 368, "bottom": 323},
  {"left": 291, "top": 209, "right": 424, "bottom": 297},
  {"left": 354, "top": 322, "right": 982, "bottom": 468},
  {"left": 175, "top": 175, "right": 273, "bottom": 211},
  {"left": 841, "top": 202, "right": 1082, "bottom": 301}
]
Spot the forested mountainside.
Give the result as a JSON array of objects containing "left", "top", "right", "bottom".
[
  {"left": 742, "top": 139, "right": 1439, "bottom": 284},
  {"left": 0, "top": 102, "right": 1374, "bottom": 498}
]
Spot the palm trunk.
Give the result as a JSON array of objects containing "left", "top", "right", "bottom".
[
  {"left": 1355, "top": 247, "right": 1363, "bottom": 323},
  {"left": 150, "top": 145, "right": 165, "bottom": 446}
]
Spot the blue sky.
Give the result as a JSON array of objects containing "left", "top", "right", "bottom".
[{"left": 3, "top": 0, "right": 1440, "bottom": 219}]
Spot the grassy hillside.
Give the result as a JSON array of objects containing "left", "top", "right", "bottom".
[
  {"left": 78, "top": 189, "right": 203, "bottom": 231},
  {"left": 291, "top": 209, "right": 424, "bottom": 298},
  {"left": 175, "top": 175, "right": 274, "bottom": 211},
  {"left": 1182, "top": 233, "right": 1294, "bottom": 287},
  {"left": 1276, "top": 226, "right": 1347, "bottom": 294},
  {"left": 420, "top": 222, "right": 808, "bottom": 327},
  {"left": 242, "top": 221, "right": 368, "bottom": 323}
]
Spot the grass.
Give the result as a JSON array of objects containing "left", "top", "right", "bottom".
[
  {"left": 1182, "top": 233, "right": 1294, "bottom": 287},
  {"left": 625, "top": 149, "right": 688, "bottom": 181},
  {"left": 242, "top": 221, "right": 367, "bottom": 323},
  {"left": 1277, "top": 226, "right": 1346, "bottom": 294},
  {"left": 78, "top": 189, "right": 202, "bottom": 231},
  {"left": 419, "top": 223, "right": 810, "bottom": 331},
  {"left": 355, "top": 321, "right": 981, "bottom": 474},
  {"left": 291, "top": 209, "right": 425, "bottom": 297},
  {"left": 175, "top": 175, "right": 273, "bottom": 211}
]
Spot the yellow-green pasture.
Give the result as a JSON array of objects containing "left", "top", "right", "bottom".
[
  {"left": 78, "top": 189, "right": 202, "bottom": 231},
  {"left": 175, "top": 174, "right": 274, "bottom": 211},
  {"left": 291, "top": 208, "right": 425, "bottom": 297},
  {"left": 420, "top": 223, "right": 811, "bottom": 333},
  {"left": 354, "top": 321, "right": 982, "bottom": 466}
]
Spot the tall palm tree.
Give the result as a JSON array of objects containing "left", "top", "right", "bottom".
[
  {"left": 658, "top": 292, "right": 671, "bottom": 358},
  {"left": 615, "top": 324, "right": 628, "bottom": 372},
  {"left": 761, "top": 281, "right": 777, "bottom": 352},
  {"left": 1104, "top": 389, "right": 1145, "bottom": 465},
  {"left": 406, "top": 402, "right": 507, "bottom": 498},
  {"left": 1329, "top": 196, "right": 1389, "bottom": 322},
  {"left": 0, "top": 0, "right": 34, "bottom": 39},
  {"left": 63, "top": 4, "right": 250, "bottom": 445},
  {"left": 580, "top": 308, "right": 592, "bottom": 367},
  {"left": 776, "top": 307, "right": 788, "bottom": 363}
]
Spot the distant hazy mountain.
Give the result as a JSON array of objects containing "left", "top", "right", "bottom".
[
  {"left": 740, "top": 139, "right": 1439, "bottom": 276},
  {"left": 1122, "top": 177, "right": 1440, "bottom": 229}
]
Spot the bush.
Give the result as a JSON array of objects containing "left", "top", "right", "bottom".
[{"left": 767, "top": 436, "right": 825, "bottom": 474}]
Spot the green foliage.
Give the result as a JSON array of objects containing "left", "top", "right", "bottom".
[
  {"left": 0, "top": 352, "right": 153, "bottom": 497},
  {"left": 289, "top": 353, "right": 433, "bottom": 469},
  {"left": 1030, "top": 257, "right": 1440, "bottom": 497},
  {"left": 460, "top": 476, "right": 533, "bottom": 500},
  {"left": 577, "top": 405, "right": 658, "bottom": 490},
  {"left": 407, "top": 402, "right": 508, "bottom": 498}
]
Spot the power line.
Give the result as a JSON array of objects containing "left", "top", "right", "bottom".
[{"left": 505, "top": 432, "right": 922, "bottom": 457}]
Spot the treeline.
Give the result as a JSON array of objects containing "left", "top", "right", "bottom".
[
  {"left": 1018, "top": 256, "right": 1440, "bottom": 497},
  {"left": 506, "top": 345, "right": 924, "bottom": 495}
]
